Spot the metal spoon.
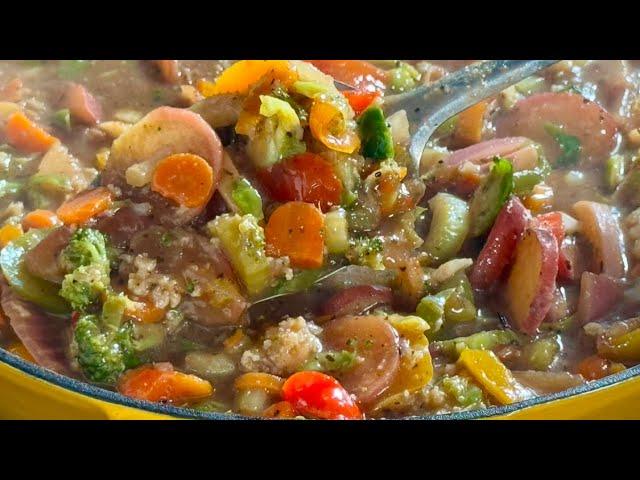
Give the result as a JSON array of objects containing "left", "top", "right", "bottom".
[{"left": 382, "top": 60, "right": 559, "bottom": 171}]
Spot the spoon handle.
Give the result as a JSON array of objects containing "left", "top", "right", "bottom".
[{"left": 383, "top": 60, "right": 559, "bottom": 167}]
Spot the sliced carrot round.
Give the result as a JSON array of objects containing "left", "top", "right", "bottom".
[
  {"left": 21, "top": 209, "right": 59, "bottom": 231},
  {"left": 56, "top": 187, "right": 113, "bottom": 225},
  {"left": 309, "top": 100, "right": 360, "bottom": 154},
  {"left": 234, "top": 372, "right": 284, "bottom": 396},
  {"left": 151, "top": 153, "right": 214, "bottom": 208},
  {"left": 265, "top": 201, "right": 325, "bottom": 269},
  {"left": 5, "top": 111, "right": 57, "bottom": 153}
]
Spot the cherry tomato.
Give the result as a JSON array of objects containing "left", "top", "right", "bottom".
[
  {"left": 259, "top": 153, "right": 342, "bottom": 212},
  {"left": 282, "top": 371, "right": 363, "bottom": 420}
]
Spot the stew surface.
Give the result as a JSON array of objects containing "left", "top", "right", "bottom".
[{"left": 0, "top": 60, "right": 639, "bottom": 419}]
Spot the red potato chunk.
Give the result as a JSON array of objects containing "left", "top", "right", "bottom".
[
  {"left": 322, "top": 315, "right": 400, "bottom": 405},
  {"left": 576, "top": 272, "right": 623, "bottom": 325},
  {"left": 62, "top": 83, "right": 102, "bottom": 125},
  {"left": 109, "top": 106, "right": 222, "bottom": 185},
  {"left": 495, "top": 92, "right": 618, "bottom": 165},
  {"left": 504, "top": 226, "right": 559, "bottom": 335},
  {"left": 321, "top": 285, "right": 393, "bottom": 319},
  {"left": 572, "top": 201, "right": 627, "bottom": 278},
  {"left": 470, "top": 196, "right": 531, "bottom": 291}
]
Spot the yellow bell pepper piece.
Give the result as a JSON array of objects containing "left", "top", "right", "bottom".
[
  {"left": 0, "top": 224, "right": 23, "bottom": 248},
  {"left": 197, "top": 60, "right": 292, "bottom": 97},
  {"left": 599, "top": 327, "right": 640, "bottom": 362},
  {"left": 309, "top": 99, "right": 360, "bottom": 154},
  {"left": 385, "top": 315, "right": 434, "bottom": 394},
  {"left": 458, "top": 349, "right": 529, "bottom": 405}
]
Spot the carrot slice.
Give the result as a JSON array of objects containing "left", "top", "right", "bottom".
[
  {"left": 4, "top": 111, "right": 57, "bottom": 153},
  {"left": 0, "top": 224, "right": 23, "bottom": 247},
  {"left": 265, "top": 201, "right": 325, "bottom": 269},
  {"left": 56, "top": 187, "right": 113, "bottom": 225},
  {"left": 453, "top": 101, "right": 488, "bottom": 148},
  {"left": 126, "top": 297, "right": 166, "bottom": 324},
  {"left": 21, "top": 209, "right": 59, "bottom": 231},
  {"left": 197, "top": 60, "right": 293, "bottom": 97},
  {"left": 118, "top": 364, "right": 213, "bottom": 404},
  {"left": 151, "top": 153, "right": 214, "bottom": 208}
]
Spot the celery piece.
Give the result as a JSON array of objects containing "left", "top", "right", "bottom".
[
  {"left": 422, "top": 193, "right": 470, "bottom": 265},
  {"left": 57, "top": 60, "right": 91, "bottom": 80},
  {"left": 52, "top": 109, "right": 71, "bottom": 132},
  {"left": 272, "top": 268, "right": 325, "bottom": 296},
  {"left": 0, "top": 229, "right": 70, "bottom": 314},
  {"left": 132, "top": 323, "right": 166, "bottom": 351},
  {"left": 324, "top": 208, "right": 349, "bottom": 254},
  {"left": 231, "top": 178, "right": 263, "bottom": 220},
  {"left": 358, "top": 106, "right": 394, "bottom": 160},
  {"left": 468, "top": 157, "right": 513, "bottom": 238},
  {"left": 184, "top": 351, "right": 236, "bottom": 380},
  {"left": 207, "top": 214, "right": 272, "bottom": 295},
  {"left": 441, "top": 375, "right": 485, "bottom": 407},
  {"left": 388, "top": 62, "right": 420, "bottom": 94},
  {"left": 0, "top": 179, "right": 24, "bottom": 199},
  {"left": 416, "top": 289, "right": 454, "bottom": 335},
  {"left": 605, "top": 154, "right": 625, "bottom": 192},
  {"left": 522, "top": 336, "right": 560, "bottom": 371},
  {"left": 433, "top": 329, "right": 521, "bottom": 360},
  {"left": 514, "top": 76, "right": 546, "bottom": 96},
  {"left": 101, "top": 294, "right": 127, "bottom": 329}
]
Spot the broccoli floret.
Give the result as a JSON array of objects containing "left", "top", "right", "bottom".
[
  {"left": 60, "top": 264, "right": 109, "bottom": 312},
  {"left": 347, "top": 236, "right": 385, "bottom": 270},
  {"left": 59, "top": 228, "right": 109, "bottom": 274},
  {"left": 72, "top": 294, "right": 141, "bottom": 384},
  {"left": 58, "top": 228, "right": 113, "bottom": 312},
  {"left": 73, "top": 314, "right": 139, "bottom": 384}
]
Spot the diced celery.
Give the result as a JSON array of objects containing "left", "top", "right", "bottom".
[
  {"left": 432, "top": 329, "right": 521, "bottom": 360},
  {"left": 416, "top": 289, "right": 454, "bottom": 335},
  {"left": 388, "top": 62, "right": 420, "bottom": 94},
  {"left": 522, "top": 336, "right": 560, "bottom": 371},
  {"left": 132, "top": 323, "right": 166, "bottom": 351},
  {"left": 422, "top": 193, "right": 470, "bottom": 265},
  {"left": 231, "top": 178, "right": 263, "bottom": 220},
  {"left": 184, "top": 351, "right": 236, "bottom": 380},
  {"left": 207, "top": 214, "right": 272, "bottom": 295},
  {"left": 605, "top": 154, "right": 625, "bottom": 192},
  {"left": 52, "top": 109, "right": 71, "bottom": 132},
  {"left": 324, "top": 208, "right": 349, "bottom": 254},
  {"left": 514, "top": 76, "right": 546, "bottom": 96},
  {"left": 468, "top": 157, "right": 513, "bottom": 237},
  {"left": 271, "top": 268, "right": 325, "bottom": 296}
]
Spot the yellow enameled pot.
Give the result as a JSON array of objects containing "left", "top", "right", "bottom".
[{"left": 1, "top": 348, "right": 639, "bottom": 419}]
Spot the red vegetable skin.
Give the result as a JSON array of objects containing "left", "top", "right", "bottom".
[
  {"left": 308, "top": 60, "right": 387, "bottom": 93},
  {"left": 495, "top": 92, "right": 618, "bottom": 165},
  {"left": 321, "top": 285, "right": 393, "bottom": 318},
  {"left": 576, "top": 272, "right": 623, "bottom": 325},
  {"left": 282, "top": 371, "right": 363, "bottom": 420},
  {"left": 259, "top": 153, "right": 342, "bottom": 212},
  {"left": 504, "top": 226, "right": 559, "bottom": 335},
  {"left": 63, "top": 83, "right": 102, "bottom": 125},
  {"left": 534, "top": 211, "right": 571, "bottom": 281},
  {"left": 470, "top": 196, "right": 531, "bottom": 290}
]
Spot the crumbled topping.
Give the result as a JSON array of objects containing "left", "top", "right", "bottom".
[{"left": 127, "top": 253, "right": 181, "bottom": 309}]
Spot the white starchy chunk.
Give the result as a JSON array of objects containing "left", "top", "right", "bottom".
[
  {"left": 127, "top": 253, "right": 181, "bottom": 309},
  {"left": 38, "top": 143, "right": 97, "bottom": 194},
  {"left": 583, "top": 322, "right": 606, "bottom": 337},
  {"left": 430, "top": 258, "right": 473, "bottom": 285},
  {"left": 240, "top": 317, "right": 322, "bottom": 376}
]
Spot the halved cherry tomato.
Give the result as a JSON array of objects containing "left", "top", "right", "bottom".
[
  {"left": 282, "top": 371, "right": 363, "bottom": 420},
  {"left": 259, "top": 153, "right": 342, "bottom": 212},
  {"left": 308, "top": 60, "right": 387, "bottom": 93},
  {"left": 342, "top": 90, "right": 381, "bottom": 116}
]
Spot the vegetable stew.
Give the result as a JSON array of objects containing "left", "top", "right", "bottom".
[{"left": 0, "top": 59, "right": 639, "bottom": 419}]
